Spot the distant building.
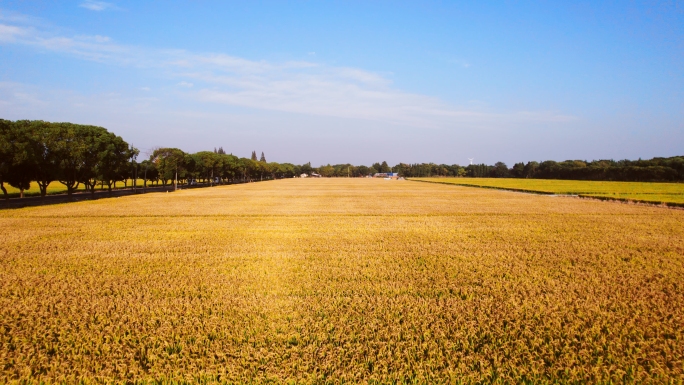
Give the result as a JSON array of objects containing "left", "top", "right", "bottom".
[
  {"left": 300, "top": 173, "right": 308, "bottom": 178},
  {"left": 310, "top": 172, "right": 322, "bottom": 178},
  {"left": 373, "top": 172, "right": 399, "bottom": 179}
]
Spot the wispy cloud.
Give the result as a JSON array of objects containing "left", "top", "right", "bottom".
[
  {"left": 79, "top": 1, "right": 120, "bottom": 12},
  {"left": 449, "top": 59, "right": 471, "bottom": 68},
  {"left": 0, "top": 13, "right": 575, "bottom": 129},
  {"left": 75, "top": 34, "right": 111, "bottom": 43},
  {"left": 0, "top": 23, "right": 28, "bottom": 42}
]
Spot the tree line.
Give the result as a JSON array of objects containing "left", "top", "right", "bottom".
[
  {"left": 0, "top": 120, "right": 138, "bottom": 198},
  {"left": 216, "top": 157, "right": 684, "bottom": 182},
  {"left": 141, "top": 147, "right": 300, "bottom": 189},
  {"left": 0, "top": 120, "right": 306, "bottom": 199},
  {"left": 462, "top": 158, "right": 684, "bottom": 181},
  {"left": 2, "top": 119, "right": 682, "bottom": 199}
]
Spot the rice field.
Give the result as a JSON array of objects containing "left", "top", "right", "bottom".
[
  {"left": 410, "top": 177, "right": 684, "bottom": 205},
  {"left": 1, "top": 179, "right": 683, "bottom": 384}
]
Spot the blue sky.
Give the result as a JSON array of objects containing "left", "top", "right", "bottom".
[{"left": 1, "top": 1, "right": 682, "bottom": 166}]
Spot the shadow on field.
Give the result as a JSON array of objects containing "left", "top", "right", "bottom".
[{"left": 0, "top": 183, "right": 227, "bottom": 210}]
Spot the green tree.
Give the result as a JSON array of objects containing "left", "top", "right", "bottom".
[
  {"left": 319, "top": 164, "right": 335, "bottom": 177},
  {"left": 278, "top": 163, "right": 296, "bottom": 178},
  {"left": 2, "top": 120, "right": 36, "bottom": 198},
  {"left": 54, "top": 123, "right": 108, "bottom": 196},
  {"left": 523, "top": 161, "right": 539, "bottom": 178},
  {"left": 194, "top": 151, "right": 221, "bottom": 185},
  {"left": 218, "top": 154, "right": 240, "bottom": 182},
  {"left": 22, "top": 121, "right": 61, "bottom": 197},
  {"left": 98, "top": 133, "right": 138, "bottom": 193},
  {"left": 257, "top": 160, "right": 269, "bottom": 181},
  {"left": 493, "top": 162, "right": 510, "bottom": 178},
  {"left": 76, "top": 125, "right": 112, "bottom": 195},
  {"left": 239, "top": 158, "right": 260, "bottom": 182},
  {"left": 140, "top": 160, "right": 159, "bottom": 187},
  {"left": 300, "top": 162, "right": 313, "bottom": 176},
  {"left": 0, "top": 120, "right": 11, "bottom": 199},
  {"left": 151, "top": 148, "right": 186, "bottom": 188},
  {"left": 511, "top": 162, "right": 525, "bottom": 178}
]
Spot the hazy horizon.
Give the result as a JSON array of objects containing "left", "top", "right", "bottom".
[{"left": 1, "top": 1, "right": 682, "bottom": 166}]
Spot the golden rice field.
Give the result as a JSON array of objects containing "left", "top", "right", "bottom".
[
  {"left": 1, "top": 179, "right": 683, "bottom": 384},
  {"left": 410, "top": 177, "right": 684, "bottom": 206}
]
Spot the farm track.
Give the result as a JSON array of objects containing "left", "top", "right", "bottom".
[{"left": 1, "top": 179, "right": 683, "bottom": 384}]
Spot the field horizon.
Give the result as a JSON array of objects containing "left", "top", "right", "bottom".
[{"left": 1, "top": 179, "right": 683, "bottom": 383}]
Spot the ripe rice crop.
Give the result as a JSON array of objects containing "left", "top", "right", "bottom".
[
  {"left": 1, "top": 179, "right": 683, "bottom": 383},
  {"left": 411, "top": 177, "right": 684, "bottom": 205}
]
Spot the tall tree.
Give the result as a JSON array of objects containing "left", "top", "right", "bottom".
[
  {"left": 217, "top": 153, "right": 239, "bottom": 182},
  {"left": 98, "top": 133, "right": 139, "bottom": 193},
  {"left": 150, "top": 148, "right": 186, "bottom": 188},
  {"left": 511, "top": 162, "right": 525, "bottom": 178},
  {"left": 260, "top": 152, "right": 266, "bottom": 162},
  {"left": 0, "top": 120, "right": 13, "bottom": 199},
  {"left": 300, "top": 162, "right": 313, "bottom": 176},
  {"left": 357, "top": 165, "right": 370, "bottom": 177},
  {"left": 139, "top": 159, "right": 159, "bottom": 187},
  {"left": 193, "top": 151, "right": 220, "bottom": 185},
  {"left": 3, "top": 121, "right": 36, "bottom": 198},
  {"left": 237, "top": 158, "right": 251, "bottom": 182},
  {"left": 53, "top": 123, "right": 92, "bottom": 196},
  {"left": 239, "top": 158, "right": 259, "bottom": 182},
  {"left": 522, "top": 161, "right": 538, "bottom": 178},
  {"left": 493, "top": 162, "right": 510, "bottom": 178},
  {"left": 251, "top": 151, "right": 257, "bottom": 161},
  {"left": 319, "top": 164, "right": 335, "bottom": 177},
  {"left": 22, "top": 121, "right": 60, "bottom": 197}
]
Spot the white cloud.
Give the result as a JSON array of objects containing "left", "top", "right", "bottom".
[
  {"left": 0, "top": 23, "right": 27, "bottom": 42},
  {"left": 5, "top": 81, "right": 635, "bottom": 166},
  {"left": 75, "top": 34, "right": 111, "bottom": 43},
  {"left": 449, "top": 59, "right": 471, "bottom": 68},
  {"left": 0, "top": 82, "right": 48, "bottom": 107},
  {"left": 0, "top": 13, "right": 575, "bottom": 131},
  {"left": 79, "top": 1, "right": 119, "bottom": 11},
  {"left": 0, "top": 10, "right": 35, "bottom": 23}
]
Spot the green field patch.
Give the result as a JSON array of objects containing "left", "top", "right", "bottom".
[{"left": 410, "top": 177, "right": 684, "bottom": 205}]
